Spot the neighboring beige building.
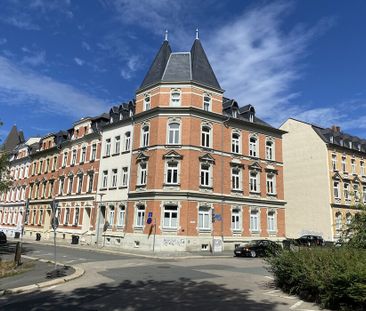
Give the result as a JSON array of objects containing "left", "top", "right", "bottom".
[{"left": 281, "top": 118, "right": 366, "bottom": 241}]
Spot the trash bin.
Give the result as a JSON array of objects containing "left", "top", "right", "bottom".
[
  {"left": 71, "top": 235, "right": 79, "bottom": 245},
  {"left": 14, "top": 232, "right": 20, "bottom": 239},
  {"left": 36, "top": 233, "right": 41, "bottom": 241}
]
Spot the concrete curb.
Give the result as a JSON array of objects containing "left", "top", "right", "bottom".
[
  {"left": 1, "top": 256, "right": 85, "bottom": 296},
  {"left": 18, "top": 238, "right": 234, "bottom": 260}
]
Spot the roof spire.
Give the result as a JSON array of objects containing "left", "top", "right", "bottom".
[
  {"left": 164, "top": 29, "right": 168, "bottom": 41},
  {"left": 195, "top": 28, "right": 199, "bottom": 40}
]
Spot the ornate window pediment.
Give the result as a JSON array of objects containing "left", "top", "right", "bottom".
[
  {"left": 136, "top": 152, "right": 149, "bottom": 163},
  {"left": 333, "top": 172, "right": 343, "bottom": 180},
  {"left": 199, "top": 153, "right": 215, "bottom": 164},
  {"left": 163, "top": 150, "right": 183, "bottom": 160},
  {"left": 248, "top": 161, "right": 262, "bottom": 172}
]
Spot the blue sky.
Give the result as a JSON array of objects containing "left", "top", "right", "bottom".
[{"left": 0, "top": 0, "right": 365, "bottom": 140}]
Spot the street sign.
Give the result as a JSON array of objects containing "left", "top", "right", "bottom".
[
  {"left": 147, "top": 217, "right": 152, "bottom": 224},
  {"left": 51, "top": 217, "right": 59, "bottom": 230},
  {"left": 148, "top": 212, "right": 153, "bottom": 218},
  {"left": 214, "top": 214, "right": 222, "bottom": 221}
]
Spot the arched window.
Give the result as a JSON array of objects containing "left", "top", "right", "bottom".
[
  {"left": 203, "top": 95, "right": 211, "bottom": 111},
  {"left": 201, "top": 125, "right": 211, "bottom": 148},
  {"left": 118, "top": 204, "right": 126, "bottom": 227},
  {"left": 170, "top": 90, "right": 181, "bottom": 107},
  {"left": 141, "top": 125, "right": 149, "bottom": 147},
  {"left": 124, "top": 131, "right": 131, "bottom": 151},
  {"left": 266, "top": 139, "right": 274, "bottom": 160},
  {"left": 167, "top": 122, "right": 180, "bottom": 145},
  {"left": 144, "top": 94, "right": 151, "bottom": 111},
  {"left": 232, "top": 132, "right": 240, "bottom": 153},
  {"left": 249, "top": 136, "right": 258, "bottom": 157}
]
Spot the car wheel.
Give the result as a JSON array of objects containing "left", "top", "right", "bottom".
[{"left": 250, "top": 250, "right": 256, "bottom": 258}]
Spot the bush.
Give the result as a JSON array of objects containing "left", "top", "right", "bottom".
[{"left": 266, "top": 248, "right": 366, "bottom": 310}]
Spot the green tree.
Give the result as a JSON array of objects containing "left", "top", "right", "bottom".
[{"left": 340, "top": 203, "right": 366, "bottom": 249}]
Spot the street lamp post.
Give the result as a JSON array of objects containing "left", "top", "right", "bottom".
[{"left": 95, "top": 193, "right": 105, "bottom": 247}]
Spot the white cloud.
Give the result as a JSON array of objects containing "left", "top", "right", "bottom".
[
  {"left": 74, "top": 57, "right": 85, "bottom": 66},
  {"left": 3, "top": 16, "right": 40, "bottom": 30},
  {"left": 81, "top": 41, "right": 91, "bottom": 51},
  {"left": 0, "top": 56, "right": 110, "bottom": 118},
  {"left": 21, "top": 50, "right": 46, "bottom": 67},
  {"left": 204, "top": 2, "right": 334, "bottom": 126},
  {"left": 0, "top": 38, "right": 7, "bottom": 45}
]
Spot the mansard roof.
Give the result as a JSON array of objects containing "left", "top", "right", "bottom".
[{"left": 139, "top": 38, "right": 222, "bottom": 92}]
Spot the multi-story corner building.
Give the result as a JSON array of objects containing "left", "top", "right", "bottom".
[
  {"left": 101, "top": 35, "right": 286, "bottom": 252},
  {"left": 280, "top": 118, "right": 366, "bottom": 241},
  {"left": 24, "top": 115, "right": 108, "bottom": 243},
  {"left": 96, "top": 102, "right": 135, "bottom": 246},
  {"left": 0, "top": 134, "right": 39, "bottom": 237}
]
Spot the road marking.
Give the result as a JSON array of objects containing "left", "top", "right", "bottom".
[
  {"left": 264, "top": 275, "right": 274, "bottom": 280},
  {"left": 264, "top": 289, "right": 297, "bottom": 300},
  {"left": 290, "top": 301, "right": 303, "bottom": 309}
]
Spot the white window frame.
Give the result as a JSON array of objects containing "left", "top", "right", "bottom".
[
  {"left": 124, "top": 132, "right": 131, "bottom": 151},
  {"left": 249, "top": 135, "right": 258, "bottom": 157},
  {"left": 163, "top": 205, "right": 178, "bottom": 229},
  {"left": 341, "top": 156, "right": 347, "bottom": 173},
  {"left": 231, "top": 207, "right": 241, "bottom": 232},
  {"left": 118, "top": 204, "right": 126, "bottom": 227},
  {"left": 71, "top": 149, "right": 77, "bottom": 165},
  {"left": 121, "top": 167, "right": 128, "bottom": 187},
  {"left": 77, "top": 175, "right": 83, "bottom": 193},
  {"left": 105, "top": 138, "right": 111, "bottom": 157},
  {"left": 198, "top": 206, "right": 211, "bottom": 231},
  {"left": 265, "top": 139, "right": 275, "bottom": 161},
  {"left": 138, "top": 162, "right": 147, "bottom": 186},
  {"left": 250, "top": 171, "right": 260, "bottom": 193},
  {"left": 111, "top": 169, "right": 118, "bottom": 188},
  {"left": 267, "top": 210, "right": 276, "bottom": 232},
  {"left": 344, "top": 183, "right": 350, "bottom": 201},
  {"left": 91, "top": 144, "right": 97, "bottom": 161},
  {"left": 231, "top": 166, "right": 241, "bottom": 191},
  {"left": 231, "top": 132, "right": 240, "bottom": 154},
  {"left": 135, "top": 205, "right": 145, "bottom": 228},
  {"left": 74, "top": 207, "right": 80, "bottom": 226},
  {"left": 108, "top": 205, "right": 115, "bottom": 227},
  {"left": 170, "top": 89, "right": 181, "bottom": 107},
  {"left": 266, "top": 173, "right": 276, "bottom": 195},
  {"left": 165, "top": 160, "right": 179, "bottom": 185},
  {"left": 332, "top": 154, "right": 337, "bottom": 171},
  {"left": 114, "top": 136, "right": 121, "bottom": 154},
  {"left": 203, "top": 94, "right": 211, "bottom": 111},
  {"left": 102, "top": 170, "right": 108, "bottom": 189},
  {"left": 335, "top": 212, "right": 342, "bottom": 231},
  {"left": 144, "top": 94, "right": 151, "bottom": 111},
  {"left": 200, "top": 163, "right": 211, "bottom": 187},
  {"left": 333, "top": 181, "right": 340, "bottom": 199},
  {"left": 201, "top": 125, "right": 211, "bottom": 148},
  {"left": 351, "top": 159, "right": 356, "bottom": 174},
  {"left": 167, "top": 122, "right": 180, "bottom": 145},
  {"left": 141, "top": 125, "right": 149, "bottom": 147},
  {"left": 250, "top": 209, "right": 259, "bottom": 232},
  {"left": 81, "top": 146, "right": 86, "bottom": 163}
]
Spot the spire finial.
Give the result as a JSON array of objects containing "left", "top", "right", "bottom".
[
  {"left": 164, "top": 30, "right": 168, "bottom": 41},
  {"left": 195, "top": 28, "right": 199, "bottom": 40}
]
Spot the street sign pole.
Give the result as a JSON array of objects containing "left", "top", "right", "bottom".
[
  {"left": 51, "top": 199, "right": 59, "bottom": 271},
  {"left": 152, "top": 217, "right": 156, "bottom": 253},
  {"left": 212, "top": 209, "right": 215, "bottom": 255}
]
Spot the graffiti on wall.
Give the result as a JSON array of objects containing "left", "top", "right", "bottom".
[{"left": 162, "top": 237, "right": 185, "bottom": 247}]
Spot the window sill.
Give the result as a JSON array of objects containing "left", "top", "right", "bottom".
[
  {"left": 164, "top": 144, "right": 182, "bottom": 148},
  {"left": 267, "top": 193, "right": 277, "bottom": 196},
  {"left": 99, "top": 188, "right": 107, "bottom": 191},
  {"left": 121, "top": 150, "right": 130, "bottom": 154},
  {"left": 162, "top": 227, "right": 178, "bottom": 232},
  {"left": 90, "top": 159, "right": 95, "bottom": 163},
  {"left": 198, "top": 229, "right": 212, "bottom": 234},
  {"left": 109, "top": 187, "right": 117, "bottom": 190},
  {"left": 118, "top": 186, "right": 128, "bottom": 189},
  {"left": 102, "top": 155, "right": 110, "bottom": 159},
  {"left": 199, "top": 185, "right": 213, "bottom": 190},
  {"left": 250, "top": 191, "right": 261, "bottom": 195},
  {"left": 136, "top": 184, "right": 146, "bottom": 189},
  {"left": 231, "top": 189, "right": 243, "bottom": 193},
  {"left": 112, "top": 153, "right": 119, "bottom": 157},
  {"left": 71, "top": 164, "right": 75, "bottom": 167},
  {"left": 163, "top": 183, "right": 180, "bottom": 187}
]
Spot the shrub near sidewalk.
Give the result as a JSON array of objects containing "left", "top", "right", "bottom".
[{"left": 266, "top": 247, "right": 366, "bottom": 310}]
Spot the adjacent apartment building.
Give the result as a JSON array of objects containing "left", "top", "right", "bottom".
[{"left": 280, "top": 118, "right": 366, "bottom": 241}]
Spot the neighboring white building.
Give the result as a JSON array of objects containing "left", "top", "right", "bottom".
[{"left": 96, "top": 103, "right": 134, "bottom": 247}]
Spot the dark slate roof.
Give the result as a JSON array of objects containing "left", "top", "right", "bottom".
[
  {"left": 139, "top": 39, "right": 222, "bottom": 92},
  {"left": 162, "top": 53, "right": 191, "bottom": 82},
  {"left": 139, "top": 40, "right": 172, "bottom": 90},
  {"left": 190, "top": 39, "right": 221, "bottom": 90},
  {"left": 313, "top": 125, "right": 366, "bottom": 153},
  {"left": 1, "top": 125, "right": 25, "bottom": 152}
]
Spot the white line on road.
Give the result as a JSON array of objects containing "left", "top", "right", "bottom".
[
  {"left": 264, "top": 275, "right": 274, "bottom": 280},
  {"left": 290, "top": 301, "right": 303, "bottom": 310}
]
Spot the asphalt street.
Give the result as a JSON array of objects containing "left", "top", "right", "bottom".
[{"left": 0, "top": 242, "right": 325, "bottom": 311}]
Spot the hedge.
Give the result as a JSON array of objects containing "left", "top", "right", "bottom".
[{"left": 266, "top": 247, "right": 366, "bottom": 310}]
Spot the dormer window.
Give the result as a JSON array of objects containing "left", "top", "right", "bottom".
[
  {"left": 203, "top": 95, "right": 211, "bottom": 111},
  {"left": 249, "top": 113, "right": 254, "bottom": 122},
  {"left": 129, "top": 109, "right": 133, "bottom": 117},
  {"left": 340, "top": 139, "right": 343, "bottom": 146},
  {"left": 349, "top": 141, "right": 352, "bottom": 149},
  {"left": 119, "top": 113, "right": 123, "bottom": 121},
  {"left": 330, "top": 136, "right": 334, "bottom": 143},
  {"left": 171, "top": 90, "right": 181, "bottom": 107},
  {"left": 144, "top": 94, "right": 151, "bottom": 111},
  {"left": 232, "top": 109, "right": 238, "bottom": 118}
]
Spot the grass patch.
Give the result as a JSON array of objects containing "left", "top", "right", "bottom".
[
  {"left": 266, "top": 247, "right": 366, "bottom": 310},
  {"left": 0, "top": 260, "right": 35, "bottom": 279}
]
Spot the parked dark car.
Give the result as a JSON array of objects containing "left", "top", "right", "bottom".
[
  {"left": 234, "top": 240, "right": 282, "bottom": 257},
  {"left": 0, "top": 231, "right": 7, "bottom": 244},
  {"left": 294, "top": 235, "right": 324, "bottom": 247}
]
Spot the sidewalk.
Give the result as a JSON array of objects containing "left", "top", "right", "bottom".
[
  {"left": 18, "top": 236, "right": 235, "bottom": 259},
  {"left": 0, "top": 243, "right": 83, "bottom": 295}
]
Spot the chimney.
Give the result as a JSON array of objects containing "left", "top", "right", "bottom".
[{"left": 331, "top": 125, "right": 341, "bottom": 133}]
